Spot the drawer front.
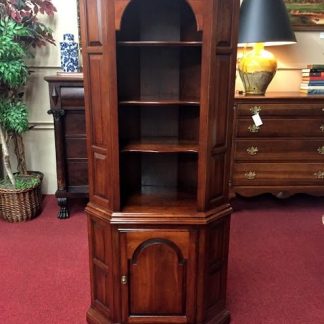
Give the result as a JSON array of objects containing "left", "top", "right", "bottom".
[
  {"left": 237, "top": 118, "right": 324, "bottom": 137},
  {"left": 64, "top": 111, "right": 86, "bottom": 135},
  {"left": 67, "top": 161, "right": 89, "bottom": 186},
  {"left": 60, "top": 87, "right": 84, "bottom": 107},
  {"left": 65, "top": 138, "right": 87, "bottom": 158},
  {"left": 233, "top": 163, "right": 324, "bottom": 186},
  {"left": 237, "top": 103, "right": 324, "bottom": 116},
  {"left": 235, "top": 139, "right": 324, "bottom": 161}
]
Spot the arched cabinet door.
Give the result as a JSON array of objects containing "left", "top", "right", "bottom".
[{"left": 119, "top": 229, "right": 198, "bottom": 323}]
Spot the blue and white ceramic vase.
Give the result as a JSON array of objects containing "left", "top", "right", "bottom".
[{"left": 60, "top": 33, "right": 79, "bottom": 72}]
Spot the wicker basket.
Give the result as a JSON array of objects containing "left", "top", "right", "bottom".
[{"left": 0, "top": 171, "right": 43, "bottom": 223}]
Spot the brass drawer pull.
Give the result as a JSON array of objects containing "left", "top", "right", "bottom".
[
  {"left": 314, "top": 171, "right": 324, "bottom": 179},
  {"left": 245, "top": 171, "right": 256, "bottom": 180},
  {"left": 248, "top": 125, "right": 260, "bottom": 133},
  {"left": 320, "top": 125, "right": 324, "bottom": 132},
  {"left": 318, "top": 146, "right": 324, "bottom": 154},
  {"left": 247, "top": 146, "right": 258, "bottom": 155},
  {"left": 121, "top": 275, "right": 128, "bottom": 285},
  {"left": 250, "top": 106, "right": 262, "bottom": 115}
]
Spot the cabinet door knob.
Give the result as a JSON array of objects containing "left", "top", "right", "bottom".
[
  {"left": 245, "top": 171, "right": 256, "bottom": 180},
  {"left": 121, "top": 275, "right": 128, "bottom": 285},
  {"left": 314, "top": 171, "right": 324, "bottom": 179},
  {"left": 250, "top": 106, "right": 262, "bottom": 115},
  {"left": 317, "top": 146, "right": 324, "bottom": 154},
  {"left": 320, "top": 125, "right": 324, "bottom": 132},
  {"left": 248, "top": 125, "right": 260, "bottom": 133},
  {"left": 247, "top": 146, "right": 258, "bottom": 155}
]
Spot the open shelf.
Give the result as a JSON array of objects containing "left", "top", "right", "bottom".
[
  {"left": 120, "top": 152, "right": 198, "bottom": 210},
  {"left": 117, "top": 41, "right": 202, "bottom": 47},
  {"left": 119, "top": 100, "right": 200, "bottom": 106},
  {"left": 121, "top": 187, "right": 197, "bottom": 214},
  {"left": 121, "top": 137, "right": 198, "bottom": 153}
]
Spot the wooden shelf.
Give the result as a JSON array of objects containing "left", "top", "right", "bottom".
[
  {"left": 117, "top": 41, "right": 202, "bottom": 47},
  {"left": 119, "top": 100, "right": 200, "bottom": 106},
  {"left": 121, "top": 187, "right": 197, "bottom": 214},
  {"left": 121, "top": 137, "right": 198, "bottom": 153}
]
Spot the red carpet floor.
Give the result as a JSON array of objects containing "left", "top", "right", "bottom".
[{"left": 0, "top": 194, "right": 323, "bottom": 323}]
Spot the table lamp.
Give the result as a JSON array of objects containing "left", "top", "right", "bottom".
[{"left": 238, "top": 0, "right": 296, "bottom": 95}]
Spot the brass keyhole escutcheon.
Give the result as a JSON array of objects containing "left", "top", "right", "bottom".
[
  {"left": 121, "top": 275, "right": 128, "bottom": 285},
  {"left": 320, "top": 125, "right": 324, "bottom": 132}
]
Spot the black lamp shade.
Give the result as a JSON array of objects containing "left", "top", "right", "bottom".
[{"left": 239, "top": 0, "right": 296, "bottom": 45}]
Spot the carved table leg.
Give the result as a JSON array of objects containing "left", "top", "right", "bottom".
[{"left": 57, "top": 197, "right": 69, "bottom": 219}]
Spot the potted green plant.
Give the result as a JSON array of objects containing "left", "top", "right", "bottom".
[{"left": 0, "top": 0, "right": 56, "bottom": 222}]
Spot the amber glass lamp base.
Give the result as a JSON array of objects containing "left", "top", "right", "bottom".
[{"left": 238, "top": 43, "right": 277, "bottom": 95}]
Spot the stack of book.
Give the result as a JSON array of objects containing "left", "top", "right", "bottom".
[{"left": 300, "top": 64, "right": 324, "bottom": 94}]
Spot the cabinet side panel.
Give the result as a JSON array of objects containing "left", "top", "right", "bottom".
[
  {"left": 80, "top": 0, "right": 120, "bottom": 210},
  {"left": 198, "top": 0, "right": 239, "bottom": 210}
]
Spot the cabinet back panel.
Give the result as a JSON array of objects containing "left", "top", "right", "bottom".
[
  {"left": 141, "top": 106, "right": 179, "bottom": 138},
  {"left": 180, "top": 47, "right": 201, "bottom": 101},
  {"left": 141, "top": 47, "right": 180, "bottom": 100},
  {"left": 117, "top": 47, "right": 140, "bottom": 100}
]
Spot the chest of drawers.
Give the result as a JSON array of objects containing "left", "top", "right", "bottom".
[
  {"left": 45, "top": 75, "right": 88, "bottom": 218},
  {"left": 231, "top": 92, "right": 324, "bottom": 197}
]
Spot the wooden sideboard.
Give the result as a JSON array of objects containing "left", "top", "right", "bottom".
[
  {"left": 230, "top": 92, "right": 324, "bottom": 198},
  {"left": 45, "top": 75, "right": 88, "bottom": 218}
]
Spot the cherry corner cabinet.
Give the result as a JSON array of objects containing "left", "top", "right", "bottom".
[{"left": 79, "top": 0, "right": 239, "bottom": 323}]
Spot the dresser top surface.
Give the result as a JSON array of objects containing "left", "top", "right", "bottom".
[{"left": 235, "top": 91, "right": 324, "bottom": 101}]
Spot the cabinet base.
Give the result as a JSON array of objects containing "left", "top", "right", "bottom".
[
  {"left": 87, "top": 307, "right": 230, "bottom": 324},
  {"left": 87, "top": 306, "right": 111, "bottom": 324}
]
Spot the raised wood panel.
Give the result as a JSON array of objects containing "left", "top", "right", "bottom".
[
  {"left": 93, "top": 151, "right": 109, "bottom": 200},
  {"left": 93, "top": 221, "right": 109, "bottom": 263},
  {"left": 85, "top": 0, "right": 103, "bottom": 46},
  {"left": 205, "top": 218, "right": 229, "bottom": 317},
  {"left": 208, "top": 153, "right": 226, "bottom": 205},
  {"left": 215, "top": 0, "right": 234, "bottom": 46},
  {"left": 212, "top": 55, "right": 231, "bottom": 146},
  {"left": 88, "top": 216, "right": 111, "bottom": 316},
  {"left": 119, "top": 229, "right": 197, "bottom": 323},
  {"left": 93, "top": 265, "right": 110, "bottom": 311},
  {"left": 89, "top": 55, "right": 106, "bottom": 146},
  {"left": 129, "top": 238, "right": 186, "bottom": 315}
]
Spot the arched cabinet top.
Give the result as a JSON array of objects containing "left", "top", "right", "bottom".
[
  {"left": 115, "top": 0, "right": 203, "bottom": 32},
  {"left": 131, "top": 238, "right": 186, "bottom": 265}
]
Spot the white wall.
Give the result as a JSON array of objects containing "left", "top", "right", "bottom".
[
  {"left": 24, "top": 1, "right": 324, "bottom": 194},
  {"left": 24, "top": 0, "right": 79, "bottom": 194}
]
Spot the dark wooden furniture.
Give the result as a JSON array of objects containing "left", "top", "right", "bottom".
[
  {"left": 231, "top": 92, "right": 324, "bottom": 198},
  {"left": 45, "top": 75, "right": 88, "bottom": 219},
  {"left": 79, "top": 0, "right": 239, "bottom": 323}
]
